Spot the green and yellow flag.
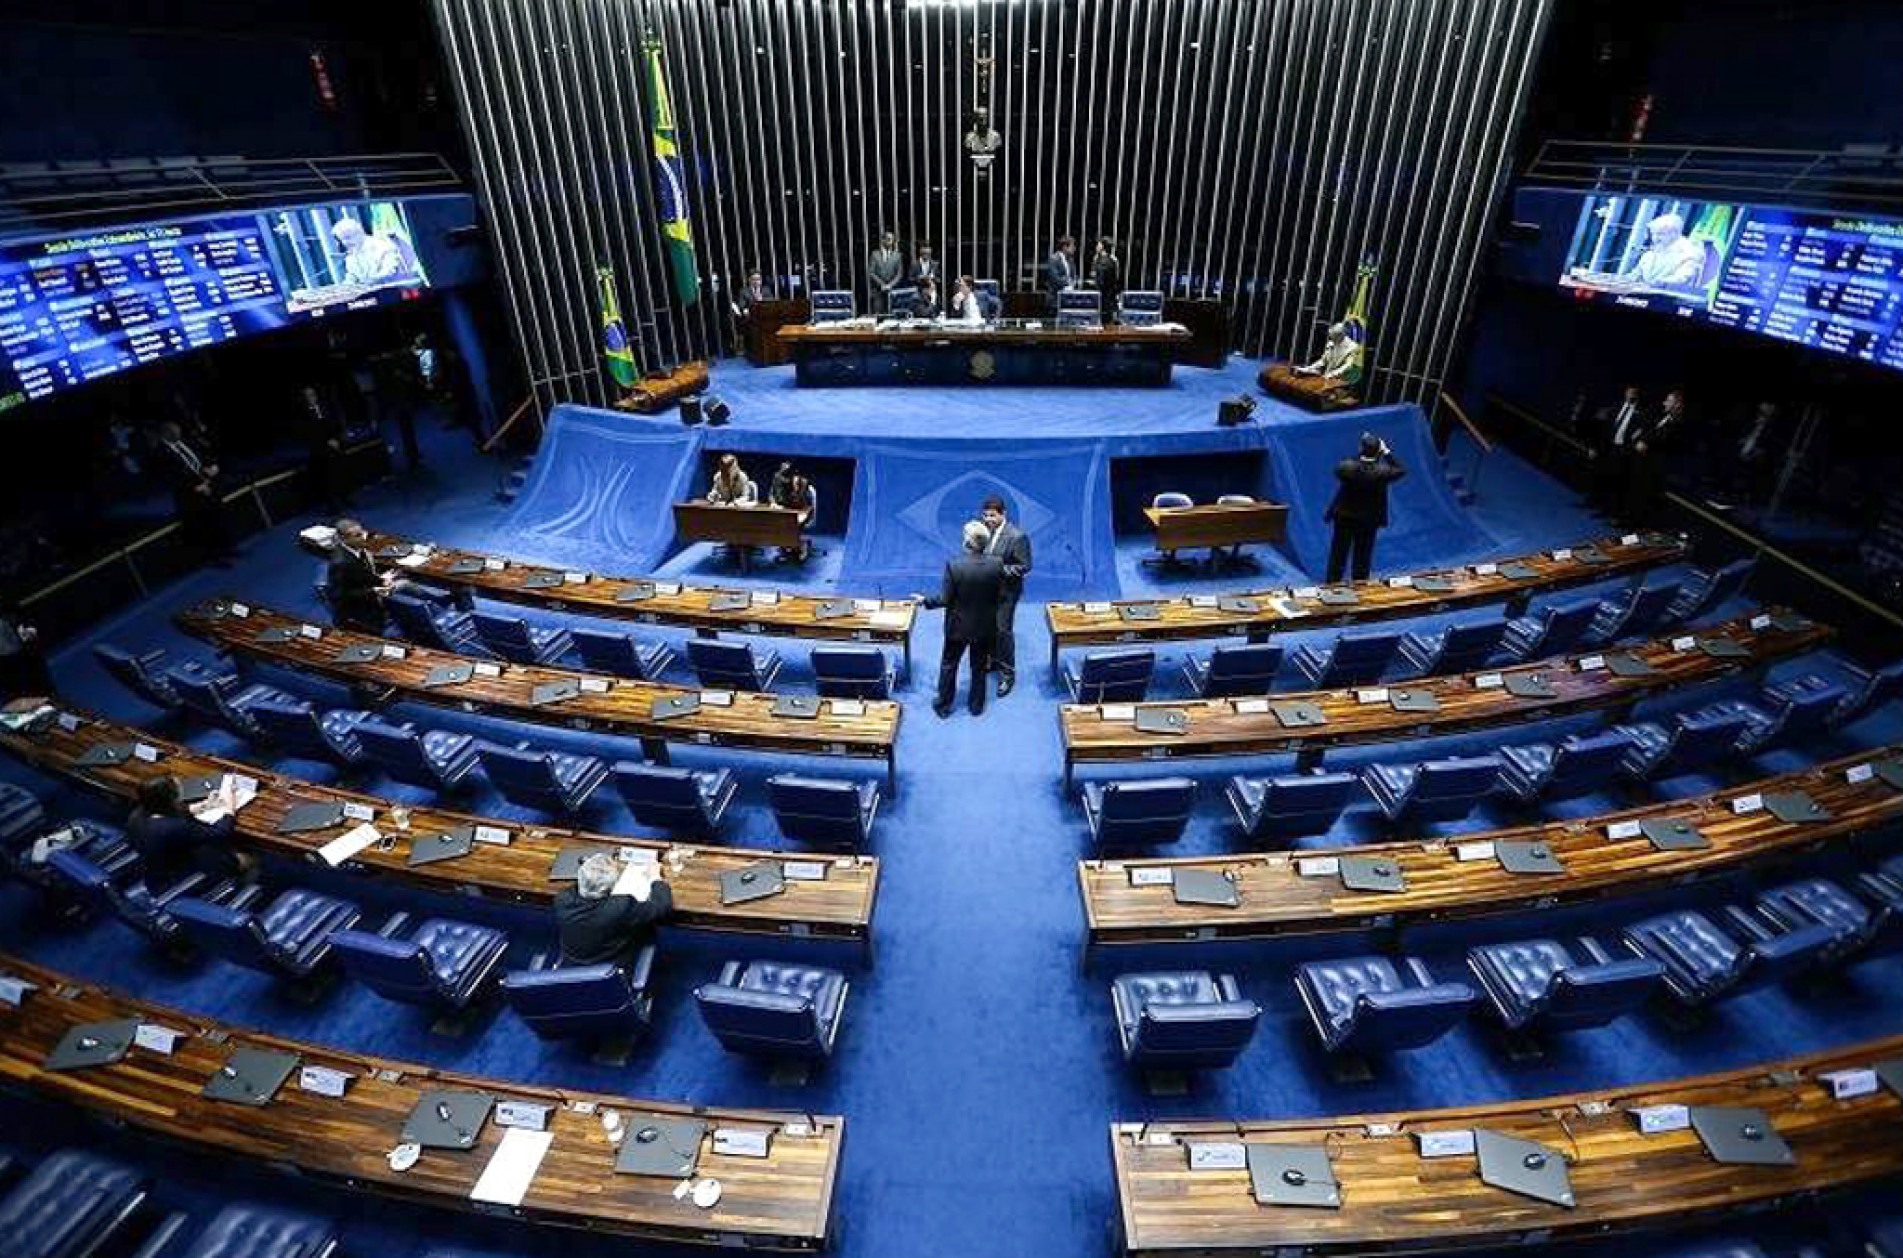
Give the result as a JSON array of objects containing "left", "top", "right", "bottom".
[
  {"left": 597, "top": 265, "right": 638, "bottom": 390},
  {"left": 642, "top": 36, "right": 700, "bottom": 306},
  {"left": 1337, "top": 260, "right": 1376, "bottom": 386}
]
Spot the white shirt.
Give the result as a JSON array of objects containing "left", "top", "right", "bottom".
[
  {"left": 342, "top": 233, "right": 406, "bottom": 286},
  {"left": 953, "top": 292, "right": 984, "bottom": 325},
  {"left": 1611, "top": 402, "right": 1639, "bottom": 447}
]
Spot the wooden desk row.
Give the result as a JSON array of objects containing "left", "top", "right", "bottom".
[
  {"left": 297, "top": 525, "right": 920, "bottom": 674},
  {"left": 177, "top": 601, "right": 904, "bottom": 789},
  {"left": 1080, "top": 744, "right": 1903, "bottom": 944},
  {"left": 0, "top": 953, "right": 842, "bottom": 1251},
  {"left": 1059, "top": 609, "right": 1828, "bottom": 786},
  {"left": 1044, "top": 531, "right": 1688, "bottom": 665},
  {"left": 0, "top": 704, "right": 878, "bottom": 942},
  {"left": 1114, "top": 1033, "right": 1903, "bottom": 1256}
]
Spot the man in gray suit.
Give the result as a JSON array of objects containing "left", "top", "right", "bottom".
[
  {"left": 980, "top": 495, "right": 1032, "bottom": 697},
  {"left": 923, "top": 520, "right": 1005, "bottom": 718},
  {"left": 868, "top": 230, "right": 905, "bottom": 313},
  {"left": 1044, "top": 235, "right": 1076, "bottom": 310}
]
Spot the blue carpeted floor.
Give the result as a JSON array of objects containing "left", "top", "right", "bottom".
[{"left": 2, "top": 366, "right": 1899, "bottom": 1258}]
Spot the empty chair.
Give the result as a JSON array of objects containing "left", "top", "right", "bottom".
[
  {"left": 1361, "top": 755, "right": 1502, "bottom": 825},
  {"left": 248, "top": 700, "right": 374, "bottom": 767},
  {"left": 471, "top": 610, "right": 573, "bottom": 665},
  {"left": 810, "top": 645, "right": 896, "bottom": 699},
  {"left": 169, "top": 886, "right": 361, "bottom": 982},
  {"left": 0, "top": 781, "right": 46, "bottom": 863},
  {"left": 355, "top": 720, "right": 482, "bottom": 792},
  {"left": 1701, "top": 680, "right": 1849, "bottom": 755},
  {"left": 695, "top": 959, "right": 848, "bottom": 1061},
  {"left": 768, "top": 774, "right": 881, "bottom": 847},
  {"left": 0, "top": 1149, "right": 148, "bottom": 1258},
  {"left": 1499, "top": 594, "right": 1601, "bottom": 661},
  {"left": 1664, "top": 558, "right": 1754, "bottom": 623},
  {"left": 570, "top": 627, "right": 673, "bottom": 680},
  {"left": 1396, "top": 618, "right": 1507, "bottom": 678},
  {"left": 1860, "top": 853, "right": 1903, "bottom": 914},
  {"left": 94, "top": 643, "right": 213, "bottom": 711},
  {"left": 1224, "top": 770, "right": 1359, "bottom": 845},
  {"left": 166, "top": 667, "right": 298, "bottom": 741},
  {"left": 1, "top": 804, "right": 132, "bottom": 899},
  {"left": 1212, "top": 493, "right": 1260, "bottom": 566},
  {"left": 1754, "top": 877, "right": 1889, "bottom": 964},
  {"left": 1182, "top": 642, "right": 1283, "bottom": 697},
  {"left": 386, "top": 591, "right": 484, "bottom": 654},
  {"left": 1081, "top": 777, "right": 1195, "bottom": 846},
  {"left": 686, "top": 638, "right": 783, "bottom": 691},
  {"left": 1110, "top": 970, "right": 1261, "bottom": 1071},
  {"left": 1117, "top": 289, "right": 1165, "bottom": 326},
  {"left": 331, "top": 912, "right": 510, "bottom": 1012},
  {"left": 1146, "top": 491, "right": 1195, "bottom": 566},
  {"left": 1495, "top": 730, "right": 1635, "bottom": 803},
  {"left": 1295, "top": 954, "right": 1476, "bottom": 1056},
  {"left": 613, "top": 762, "right": 738, "bottom": 833},
  {"left": 47, "top": 847, "right": 233, "bottom": 951},
  {"left": 503, "top": 948, "right": 657, "bottom": 1043},
  {"left": 1615, "top": 705, "right": 1755, "bottom": 779},
  {"left": 1761, "top": 659, "right": 1903, "bottom": 730},
  {"left": 1466, "top": 936, "right": 1666, "bottom": 1033},
  {"left": 1290, "top": 629, "right": 1401, "bottom": 688},
  {"left": 1063, "top": 647, "right": 1155, "bottom": 703},
  {"left": 1588, "top": 580, "right": 1681, "bottom": 643},
  {"left": 1622, "top": 907, "right": 1836, "bottom": 1006},
  {"left": 173, "top": 1204, "right": 340, "bottom": 1258},
  {"left": 476, "top": 743, "right": 609, "bottom": 814}
]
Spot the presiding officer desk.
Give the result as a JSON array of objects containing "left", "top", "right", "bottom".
[
  {"left": 297, "top": 526, "right": 920, "bottom": 674},
  {"left": 1113, "top": 1032, "right": 1903, "bottom": 1256},
  {"left": 1059, "top": 609, "right": 1828, "bottom": 786},
  {"left": 175, "top": 601, "right": 905, "bottom": 789},
  {"left": 0, "top": 703, "right": 878, "bottom": 941},
  {"left": 0, "top": 953, "right": 844, "bottom": 1251},
  {"left": 777, "top": 319, "right": 1191, "bottom": 387},
  {"left": 1045, "top": 531, "right": 1688, "bottom": 667},
  {"left": 1079, "top": 743, "right": 1903, "bottom": 943}
]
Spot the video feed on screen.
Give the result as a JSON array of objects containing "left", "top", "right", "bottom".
[
  {"left": 1559, "top": 195, "right": 1744, "bottom": 305},
  {"left": 261, "top": 199, "right": 430, "bottom": 316}
]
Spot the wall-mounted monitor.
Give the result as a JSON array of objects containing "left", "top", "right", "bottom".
[{"left": 1557, "top": 194, "right": 1903, "bottom": 373}]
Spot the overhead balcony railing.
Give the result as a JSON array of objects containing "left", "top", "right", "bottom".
[{"left": 1523, "top": 139, "right": 1903, "bottom": 213}]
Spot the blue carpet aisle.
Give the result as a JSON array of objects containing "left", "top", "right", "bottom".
[{"left": 2, "top": 367, "right": 1900, "bottom": 1257}]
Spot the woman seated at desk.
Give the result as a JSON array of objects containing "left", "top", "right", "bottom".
[
  {"left": 950, "top": 275, "right": 985, "bottom": 326},
  {"left": 706, "top": 453, "right": 757, "bottom": 505}
]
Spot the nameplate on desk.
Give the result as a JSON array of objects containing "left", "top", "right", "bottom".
[
  {"left": 1750, "top": 613, "right": 1773, "bottom": 630},
  {"left": 700, "top": 690, "right": 734, "bottom": 707},
  {"left": 1576, "top": 655, "right": 1606, "bottom": 672},
  {"left": 1387, "top": 575, "right": 1414, "bottom": 588},
  {"left": 1187, "top": 1142, "right": 1247, "bottom": 1171},
  {"left": 1292, "top": 586, "right": 1320, "bottom": 599},
  {"left": 1820, "top": 1068, "right": 1879, "bottom": 1100},
  {"left": 563, "top": 571, "right": 589, "bottom": 585},
  {"left": 1473, "top": 563, "right": 1499, "bottom": 576},
  {"left": 473, "top": 662, "right": 503, "bottom": 678},
  {"left": 852, "top": 598, "right": 880, "bottom": 612},
  {"left": 380, "top": 644, "right": 406, "bottom": 660},
  {"left": 708, "top": 592, "right": 751, "bottom": 612},
  {"left": 56, "top": 712, "right": 81, "bottom": 732},
  {"left": 298, "top": 624, "right": 323, "bottom": 639},
  {"left": 0, "top": 976, "right": 36, "bottom": 1006},
  {"left": 295, "top": 1065, "right": 352, "bottom": 1097},
  {"left": 1233, "top": 698, "right": 1269, "bottom": 715},
  {"left": 1295, "top": 856, "right": 1340, "bottom": 878},
  {"left": 134, "top": 1023, "right": 182, "bottom": 1054},
  {"left": 481, "top": 557, "right": 506, "bottom": 571},
  {"left": 1355, "top": 688, "right": 1389, "bottom": 704},
  {"left": 1634, "top": 1104, "right": 1689, "bottom": 1134},
  {"left": 1847, "top": 763, "right": 1876, "bottom": 784},
  {"left": 497, "top": 1100, "right": 552, "bottom": 1131},
  {"left": 340, "top": 802, "right": 374, "bottom": 821},
  {"left": 1551, "top": 548, "right": 1573, "bottom": 560},
  {"left": 1415, "top": 1130, "right": 1475, "bottom": 1158},
  {"left": 1474, "top": 673, "right": 1504, "bottom": 689},
  {"left": 1671, "top": 635, "right": 1697, "bottom": 651},
  {"left": 1605, "top": 820, "right": 1644, "bottom": 841},
  {"left": 473, "top": 825, "right": 511, "bottom": 846},
  {"left": 750, "top": 591, "right": 779, "bottom": 606},
  {"left": 829, "top": 699, "right": 867, "bottom": 717},
  {"left": 1100, "top": 705, "right": 1137, "bottom": 722},
  {"left": 783, "top": 860, "right": 829, "bottom": 881},
  {"left": 1188, "top": 596, "right": 1217, "bottom": 608},
  {"left": 1128, "top": 866, "right": 1174, "bottom": 887},
  {"left": 1621, "top": 533, "right": 1642, "bottom": 546},
  {"left": 579, "top": 678, "right": 612, "bottom": 694},
  {"left": 713, "top": 1128, "right": 772, "bottom": 1158},
  {"left": 1454, "top": 841, "right": 1495, "bottom": 862},
  {"left": 1731, "top": 793, "right": 1765, "bottom": 815}
]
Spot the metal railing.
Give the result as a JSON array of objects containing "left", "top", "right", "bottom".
[
  {"left": 1434, "top": 391, "right": 1493, "bottom": 498},
  {"left": 1523, "top": 140, "right": 1903, "bottom": 213}
]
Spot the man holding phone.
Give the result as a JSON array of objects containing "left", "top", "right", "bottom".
[{"left": 1324, "top": 432, "right": 1407, "bottom": 583}]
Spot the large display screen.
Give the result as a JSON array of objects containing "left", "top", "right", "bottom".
[
  {"left": 1559, "top": 195, "right": 1903, "bottom": 372},
  {"left": 0, "top": 199, "right": 431, "bottom": 413}
]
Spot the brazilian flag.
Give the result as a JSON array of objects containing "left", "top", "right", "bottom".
[
  {"left": 1337, "top": 260, "right": 1377, "bottom": 386},
  {"left": 597, "top": 265, "right": 638, "bottom": 390},
  {"left": 642, "top": 36, "right": 700, "bottom": 306}
]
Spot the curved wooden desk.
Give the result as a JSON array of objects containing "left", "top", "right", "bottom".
[
  {"left": 297, "top": 526, "right": 919, "bottom": 675},
  {"left": 176, "top": 601, "right": 903, "bottom": 789},
  {"left": 1059, "top": 610, "right": 1829, "bottom": 787},
  {"left": 1080, "top": 745, "right": 1903, "bottom": 943},
  {"left": 0, "top": 954, "right": 843, "bottom": 1251},
  {"left": 1044, "top": 532, "right": 1688, "bottom": 667},
  {"left": 0, "top": 705, "right": 877, "bottom": 942},
  {"left": 1114, "top": 1033, "right": 1903, "bottom": 1255}
]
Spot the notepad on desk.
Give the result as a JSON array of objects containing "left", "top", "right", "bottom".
[
  {"left": 469, "top": 1128, "right": 553, "bottom": 1208},
  {"left": 317, "top": 822, "right": 382, "bottom": 867}
]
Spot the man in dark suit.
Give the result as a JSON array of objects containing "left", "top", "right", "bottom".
[
  {"left": 734, "top": 268, "right": 772, "bottom": 318},
  {"left": 325, "top": 518, "right": 390, "bottom": 633},
  {"left": 554, "top": 852, "right": 674, "bottom": 969},
  {"left": 979, "top": 495, "right": 1032, "bottom": 697},
  {"left": 923, "top": 520, "right": 1005, "bottom": 718},
  {"left": 155, "top": 420, "right": 232, "bottom": 565},
  {"left": 125, "top": 776, "right": 245, "bottom": 891},
  {"left": 1044, "top": 235, "right": 1076, "bottom": 309},
  {"left": 1091, "top": 236, "right": 1122, "bottom": 321},
  {"left": 1325, "top": 432, "right": 1407, "bottom": 582},
  {"left": 1623, "top": 389, "right": 1685, "bottom": 524}
]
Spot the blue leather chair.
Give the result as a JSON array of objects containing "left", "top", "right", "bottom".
[
  {"left": 2, "top": 810, "right": 133, "bottom": 901},
  {"left": 1081, "top": 778, "right": 1195, "bottom": 846},
  {"left": 331, "top": 913, "right": 509, "bottom": 1012},
  {"left": 1622, "top": 907, "right": 1836, "bottom": 1006},
  {"left": 811, "top": 646, "right": 896, "bottom": 699},
  {"left": 1117, "top": 290, "right": 1166, "bottom": 326},
  {"left": 1063, "top": 648, "right": 1155, "bottom": 703},
  {"left": 768, "top": 775, "right": 881, "bottom": 847},
  {"left": 695, "top": 960, "right": 848, "bottom": 1061},
  {"left": 570, "top": 627, "right": 673, "bottom": 680},
  {"left": 167, "top": 668, "right": 298, "bottom": 741},
  {"left": 247, "top": 700, "right": 374, "bottom": 767},
  {"left": 1500, "top": 594, "right": 1601, "bottom": 661},
  {"left": 1110, "top": 970, "right": 1260, "bottom": 1070},
  {"left": 1495, "top": 730, "right": 1635, "bottom": 803},
  {"left": 1703, "top": 681, "right": 1849, "bottom": 755},
  {"left": 355, "top": 720, "right": 482, "bottom": 792},
  {"left": 0, "top": 783, "right": 47, "bottom": 880},
  {"left": 47, "top": 848, "right": 236, "bottom": 952},
  {"left": 94, "top": 643, "right": 212, "bottom": 711},
  {"left": 1466, "top": 936, "right": 1665, "bottom": 1033},
  {"left": 1615, "top": 706, "right": 1754, "bottom": 780},
  {"left": 1146, "top": 491, "right": 1195, "bottom": 566},
  {"left": 1295, "top": 954, "right": 1476, "bottom": 1055},
  {"left": 471, "top": 610, "right": 573, "bottom": 665},
  {"left": 1290, "top": 629, "right": 1401, "bottom": 688},
  {"left": 1182, "top": 642, "right": 1283, "bottom": 697},
  {"left": 1761, "top": 660, "right": 1903, "bottom": 729},
  {"left": 686, "top": 638, "right": 783, "bottom": 691},
  {"left": 612, "top": 763, "right": 738, "bottom": 833},
  {"left": 1664, "top": 558, "right": 1754, "bottom": 623},
  {"left": 0, "top": 1149, "right": 148, "bottom": 1258},
  {"left": 476, "top": 743, "right": 609, "bottom": 814},
  {"left": 169, "top": 886, "right": 360, "bottom": 982},
  {"left": 1753, "top": 877, "right": 1889, "bottom": 964},
  {"left": 1860, "top": 853, "right": 1903, "bottom": 915},
  {"left": 1396, "top": 618, "right": 1507, "bottom": 678},
  {"left": 502, "top": 949, "right": 657, "bottom": 1043},
  {"left": 1361, "top": 755, "right": 1502, "bottom": 825},
  {"left": 1588, "top": 580, "right": 1681, "bottom": 643},
  {"left": 174, "top": 1204, "right": 340, "bottom": 1258},
  {"left": 1224, "top": 770, "right": 1359, "bottom": 844},
  {"left": 387, "top": 591, "right": 485, "bottom": 654}
]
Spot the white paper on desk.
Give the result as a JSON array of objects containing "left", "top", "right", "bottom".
[
  {"left": 613, "top": 858, "right": 661, "bottom": 900},
  {"left": 190, "top": 774, "right": 258, "bottom": 824},
  {"left": 870, "top": 610, "right": 909, "bottom": 628},
  {"left": 318, "top": 822, "right": 381, "bottom": 867},
  {"left": 470, "top": 1127, "right": 554, "bottom": 1208},
  {"left": 300, "top": 525, "right": 337, "bottom": 546},
  {"left": 397, "top": 552, "right": 429, "bottom": 568}
]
